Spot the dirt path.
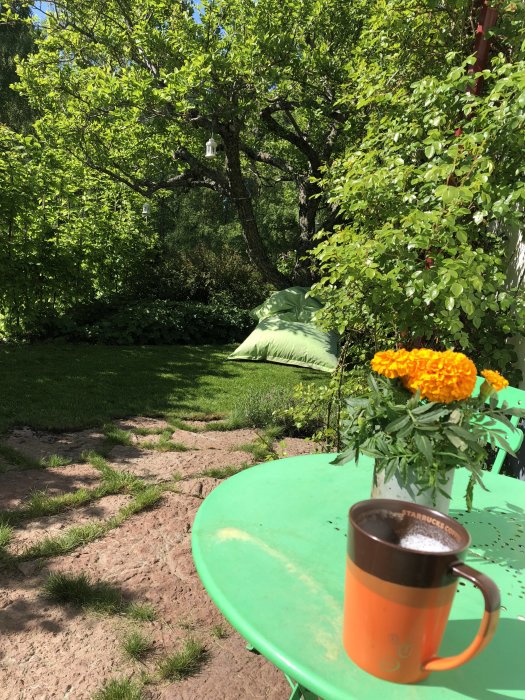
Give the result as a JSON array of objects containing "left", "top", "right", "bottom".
[{"left": 0, "top": 420, "right": 318, "bottom": 700}]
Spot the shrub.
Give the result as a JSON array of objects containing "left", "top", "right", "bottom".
[{"left": 29, "top": 300, "right": 255, "bottom": 345}]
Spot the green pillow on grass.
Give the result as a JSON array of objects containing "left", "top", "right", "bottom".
[
  {"left": 253, "top": 286, "right": 323, "bottom": 324},
  {"left": 228, "top": 317, "right": 339, "bottom": 373}
]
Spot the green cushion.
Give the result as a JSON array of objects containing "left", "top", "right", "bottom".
[
  {"left": 253, "top": 286, "right": 322, "bottom": 324},
  {"left": 228, "top": 317, "right": 339, "bottom": 373}
]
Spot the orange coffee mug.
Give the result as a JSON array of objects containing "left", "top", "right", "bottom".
[{"left": 343, "top": 499, "right": 500, "bottom": 683}]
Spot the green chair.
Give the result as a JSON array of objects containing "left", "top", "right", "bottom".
[{"left": 473, "top": 376, "right": 525, "bottom": 473}]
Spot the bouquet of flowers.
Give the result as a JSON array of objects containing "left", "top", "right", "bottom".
[{"left": 334, "top": 349, "right": 525, "bottom": 510}]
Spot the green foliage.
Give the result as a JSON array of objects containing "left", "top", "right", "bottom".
[
  {"left": 0, "top": 126, "right": 155, "bottom": 340},
  {"left": 280, "top": 368, "right": 368, "bottom": 446},
  {"left": 313, "top": 3, "right": 525, "bottom": 378},
  {"left": 229, "top": 386, "right": 296, "bottom": 429},
  {"left": 36, "top": 300, "right": 255, "bottom": 345},
  {"left": 157, "top": 639, "right": 207, "bottom": 681},
  {"left": 11, "top": 0, "right": 391, "bottom": 289},
  {"left": 0, "top": 2, "right": 34, "bottom": 130},
  {"left": 334, "top": 374, "right": 525, "bottom": 509}
]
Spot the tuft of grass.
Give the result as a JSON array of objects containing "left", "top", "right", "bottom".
[
  {"left": 122, "top": 630, "right": 153, "bottom": 660},
  {"left": 201, "top": 463, "right": 250, "bottom": 479},
  {"left": 42, "top": 572, "right": 124, "bottom": 613},
  {"left": 93, "top": 678, "right": 143, "bottom": 700},
  {"left": 157, "top": 638, "right": 207, "bottom": 681},
  {"left": 83, "top": 451, "right": 141, "bottom": 491},
  {"left": 127, "top": 603, "right": 156, "bottom": 622},
  {"left": 24, "top": 522, "right": 107, "bottom": 559},
  {"left": 239, "top": 429, "right": 281, "bottom": 463},
  {"left": 42, "top": 572, "right": 155, "bottom": 622},
  {"left": 142, "top": 430, "right": 187, "bottom": 453},
  {"left": 210, "top": 623, "right": 228, "bottom": 639},
  {"left": 103, "top": 424, "right": 133, "bottom": 447},
  {"left": 0, "top": 444, "right": 40, "bottom": 472},
  {"left": 0, "top": 521, "right": 13, "bottom": 549},
  {"left": 25, "top": 488, "right": 92, "bottom": 518},
  {"left": 132, "top": 426, "right": 165, "bottom": 436},
  {"left": 40, "top": 454, "right": 73, "bottom": 468}
]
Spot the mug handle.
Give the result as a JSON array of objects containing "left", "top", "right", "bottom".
[{"left": 423, "top": 562, "right": 500, "bottom": 673}]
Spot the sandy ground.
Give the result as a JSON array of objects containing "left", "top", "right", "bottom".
[{"left": 0, "top": 420, "right": 318, "bottom": 700}]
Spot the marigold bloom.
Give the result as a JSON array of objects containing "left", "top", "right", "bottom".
[
  {"left": 405, "top": 350, "right": 477, "bottom": 403},
  {"left": 481, "top": 369, "right": 509, "bottom": 392},
  {"left": 371, "top": 350, "right": 402, "bottom": 379}
]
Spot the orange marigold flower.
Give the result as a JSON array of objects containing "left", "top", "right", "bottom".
[
  {"left": 371, "top": 350, "right": 401, "bottom": 378},
  {"left": 405, "top": 350, "right": 477, "bottom": 403},
  {"left": 481, "top": 369, "right": 509, "bottom": 392},
  {"left": 371, "top": 349, "right": 415, "bottom": 379}
]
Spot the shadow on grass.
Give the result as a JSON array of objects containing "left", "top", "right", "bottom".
[{"left": 0, "top": 344, "right": 321, "bottom": 432}]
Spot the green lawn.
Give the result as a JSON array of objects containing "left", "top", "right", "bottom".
[{"left": 0, "top": 344, "right": 321, "bottom": 432}]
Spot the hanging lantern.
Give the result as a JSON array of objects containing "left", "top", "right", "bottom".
[
  {"left": 142, "top": 202, "right": 151, "bottom": 217},
  {"left": 205, "top": 136, "right": 217, "bottom": 158}
]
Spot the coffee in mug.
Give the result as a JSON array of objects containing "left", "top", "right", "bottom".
[{"left": 343, "top": 499, "right": 500, "bottom": 683}]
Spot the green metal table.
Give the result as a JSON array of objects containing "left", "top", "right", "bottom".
[{"left": 192, "top": 454, "right": 525, "bottom": 700}]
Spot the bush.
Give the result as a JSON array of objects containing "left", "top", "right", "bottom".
[
  {"left": 279, "top": 368, "right": 368, "bottom": 447},
  {"left": 25, "top": 300, "right": 255, "bottom": 345},
  {"left": 229, "top": 386, "right": 298, "bottom": 429}
]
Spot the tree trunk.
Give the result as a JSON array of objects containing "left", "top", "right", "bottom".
[
  {"left": 222, "top": 127, "right": 291, "bottom": 289},
  {"left": 295, "top": 178, "right": 319, "bottom": 285}
]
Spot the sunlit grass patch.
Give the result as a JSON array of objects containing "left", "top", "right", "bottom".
[
  {"left": 141, "top": 430, "right": 187, "bottom": 453},
  {"left": 200, "top": 463, "right": 250, "bottom": 479},
  {"left": 122, "top": 630, "right": 153, "bottom": 660},
  {"left": 157, "top": 638, "right": 207, "bottom": 681},
  {"left": 93, "top": 677, "right": 143, "bottom": 700},
  {"left": 127, "top": 603, "right": 156, "bottom": 622}
]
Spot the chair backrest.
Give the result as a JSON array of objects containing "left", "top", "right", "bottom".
[{"left": 474, "top": 376, "right": 525, "bottom": 473}]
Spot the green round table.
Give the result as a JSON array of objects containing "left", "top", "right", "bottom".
[{"left": 192, "top": 454, "right": 525, "bottom": 700}]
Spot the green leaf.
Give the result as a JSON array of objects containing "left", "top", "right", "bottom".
[
  {"left": 414, "top": 433, "right": 433, "bottom": 464},
  {"left": 445, "top": 431, "right": 468, "bottom": 451},
  {"left": 385, "top": 415, "right": 411, "bottom": 433}
]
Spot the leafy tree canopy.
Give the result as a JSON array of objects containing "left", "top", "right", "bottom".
[{"left": 12, "top": 0, "right": 475, "bottom": 286}]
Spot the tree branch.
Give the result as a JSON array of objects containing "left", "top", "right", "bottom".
[{"left": 239, "top": 142, "right": 295, "bottom": 177}]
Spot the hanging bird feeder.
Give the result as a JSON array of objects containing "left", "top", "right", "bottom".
[{"left": 142, "top": 202, "right": 151, "bottom": 217}]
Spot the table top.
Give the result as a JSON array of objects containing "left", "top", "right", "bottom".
[{"left": 192, "top": 454, "right": 525, "bottom": 700}]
